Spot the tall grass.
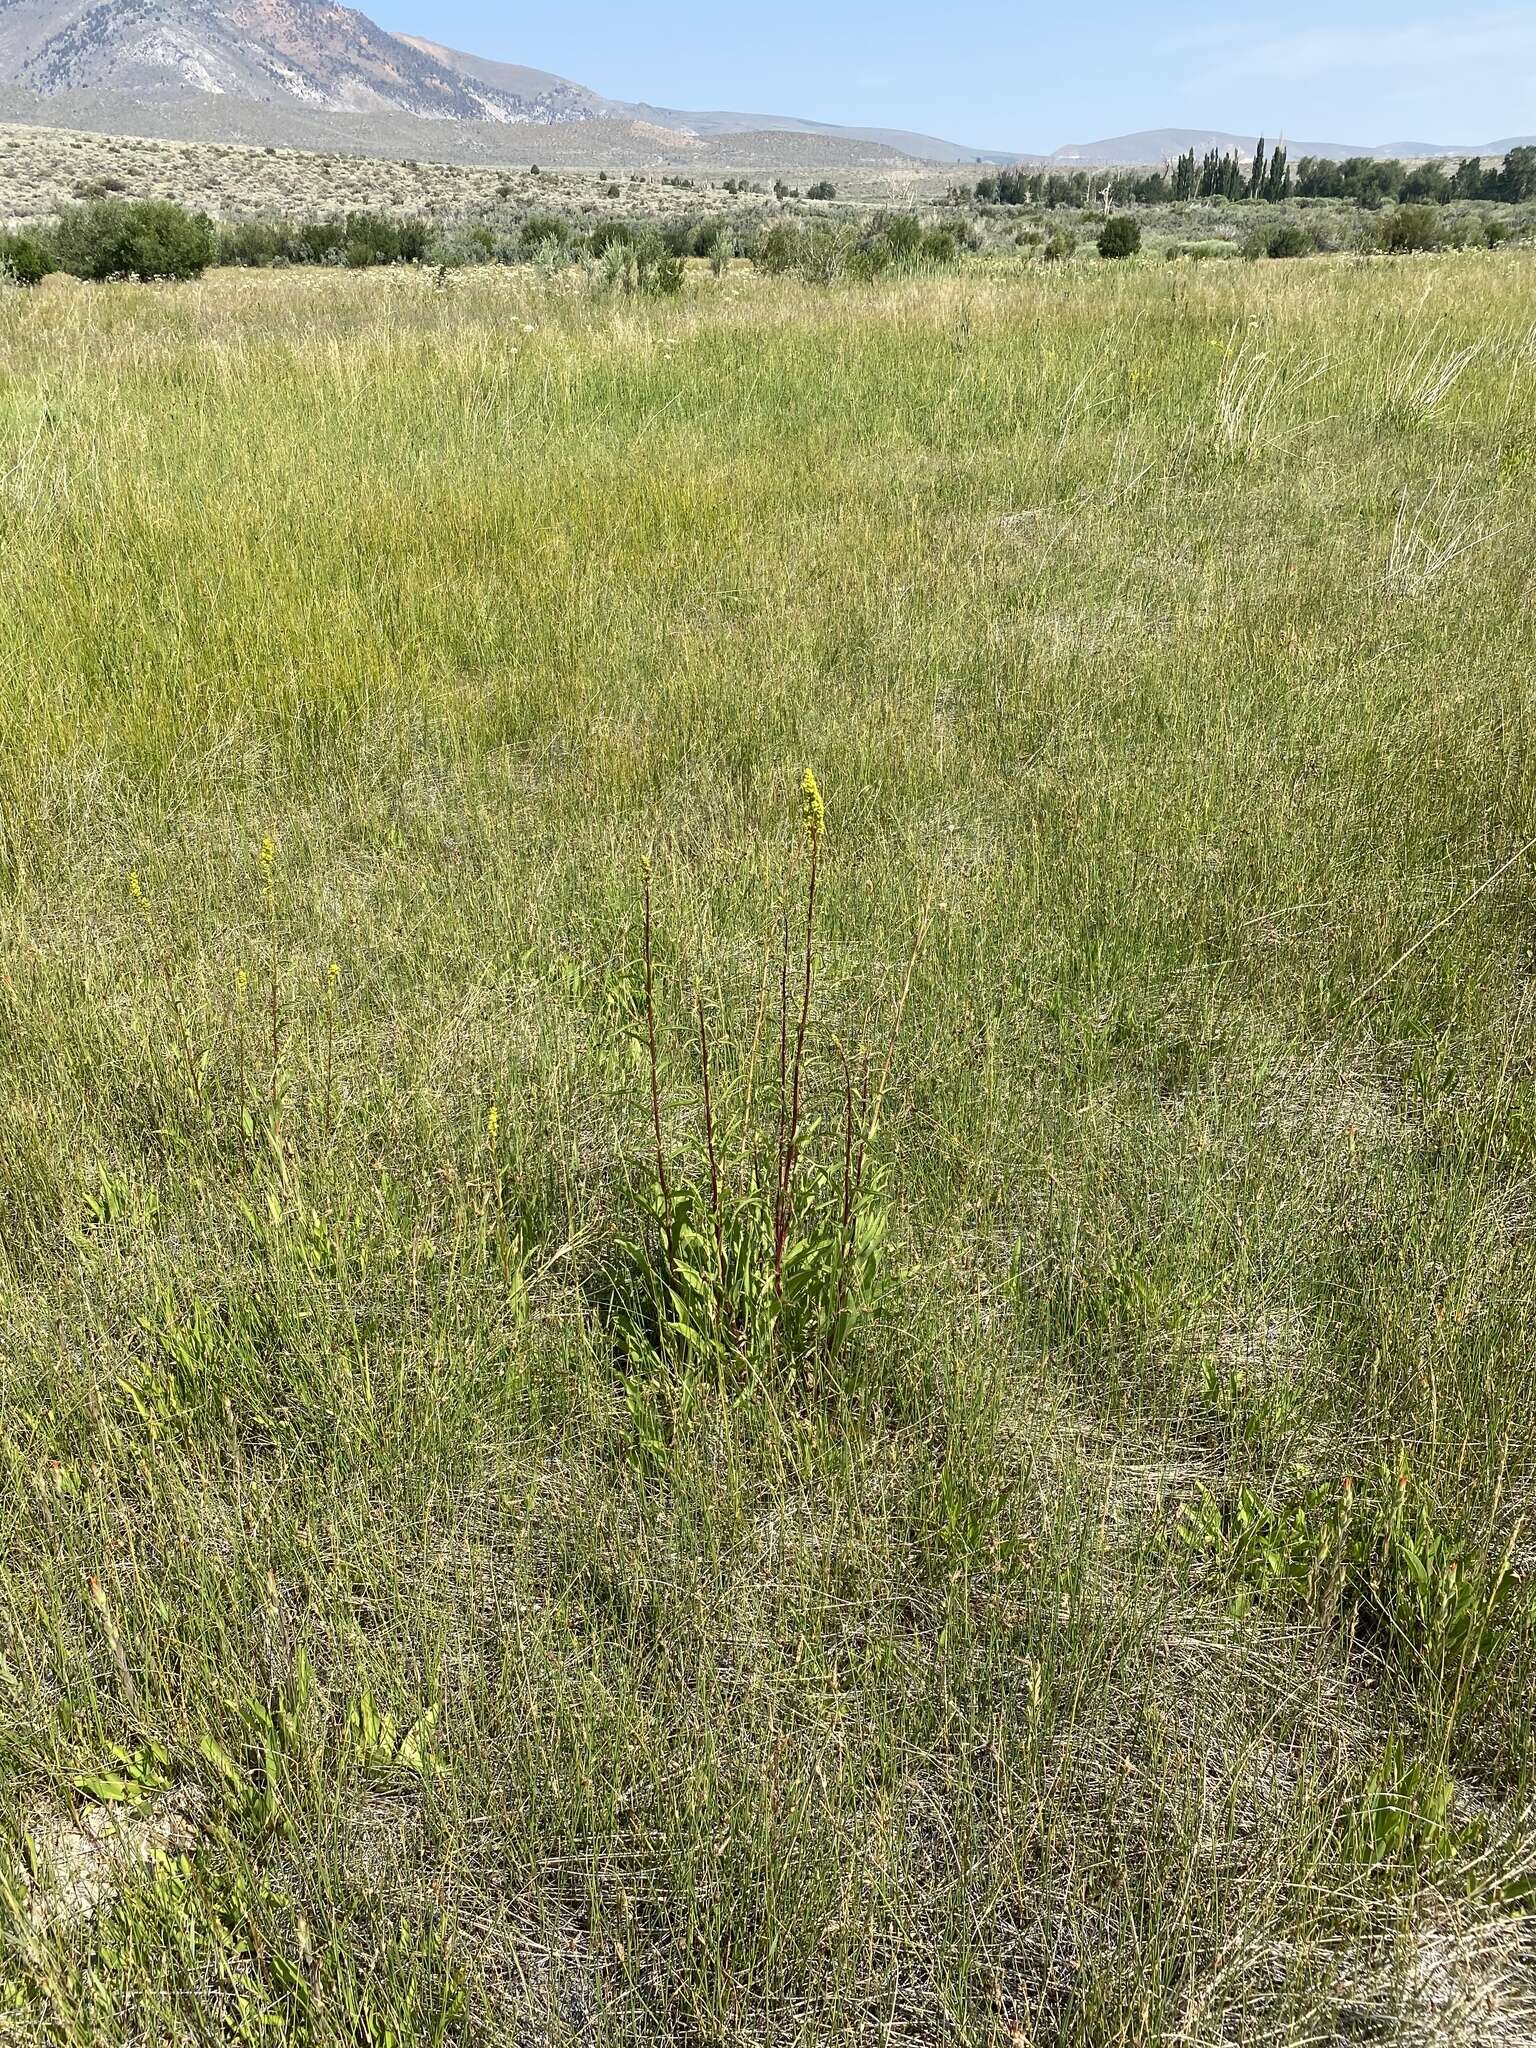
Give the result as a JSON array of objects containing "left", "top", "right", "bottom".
[{"left": 0, "top": 252, "right": 1535, "bottom": 2041}]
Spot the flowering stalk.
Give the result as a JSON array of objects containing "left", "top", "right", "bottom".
[
  {"left": 696, "top": 991, "right": 728, "bottom": 1313},
  {"left": 775, "top": 770, "right": 824, "bottom": 1296}
]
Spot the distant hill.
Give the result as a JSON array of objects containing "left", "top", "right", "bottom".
[
  {"left": 400, "top": 35, "right": 1017, "bottom": 164},
  {"left": 0, "top": 0, "right": 1521, "bottom": 171},
  {"left": 1041, "top": 128, "right": 1519, "bottom": 167}
]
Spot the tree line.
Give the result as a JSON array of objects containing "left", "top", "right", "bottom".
[{"left": 969, "top": 144, "right": 1536, "bottom": 210}]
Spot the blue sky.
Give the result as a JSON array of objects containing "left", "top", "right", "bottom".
[{"left": 389, "top": 2, "right": 1535, "bottom": 150}]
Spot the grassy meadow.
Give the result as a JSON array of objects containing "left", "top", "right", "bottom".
[{"left": 2, "top": 251, "right": 1536, "bottom": 2041}]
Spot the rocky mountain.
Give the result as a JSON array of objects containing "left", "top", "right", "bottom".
[
  {"left": 388, "top": 33, "right": 1010, "bottom": 162},
  {"left": 0, "top": 0, "right": 1522, "bottom": 170},
  {"left": 0, "top": 0, "right": 1026, "bottom": 163},
  {"left": 0, "top": 0, "right": 589, "bottom": 119},
  {"left": 0, "top": 0, "right": 1002, "bottom": 157}
]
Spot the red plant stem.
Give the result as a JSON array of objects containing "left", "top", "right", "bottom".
[
  {"left": 642, "top": 866, "right": 671, "bottom": 1217},
  {"left": 775, "top": 834, "right": 819, "bottom": 1294},
  {"left": 696, "top": 994, "right": 727, "bottom": 1305},
  {"left": 772, "top": 909, "right": 789, "bottom": 1287},
  {"left": 839, "top": 1050, "right": 856, "bottom": 1246}
]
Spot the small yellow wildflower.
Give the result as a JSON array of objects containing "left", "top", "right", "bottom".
[
  {"left": 235, "top": 967, "right": 249, "bottom": 996},
  {"left": 128, "top": 870, "right": 143, "bottom": 904},
  {"left": 800, "top": 768, "right": 825, "bottom": 845},
  {"left": 327, "top": 961, "right": 341, "bottom": 993},
  {"left": 487, "top": 1103, "right": 499, "bottom": 1141}
]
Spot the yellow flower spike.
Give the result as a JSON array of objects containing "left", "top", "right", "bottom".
[
  {"left": 327, "top": 961, "right": 341, "bottom": 993},
  {"left": 800, "top": 768, "right": 825, "bottom": 846},
  {"left": 487, "top": 1103, "right": 499, "bottom": 1142},
  {"left": 128, "top": 870, "right": 144, "bottom": 905},
  {"left": 235, "top": 967, "right": 249, "bottom": 996}
]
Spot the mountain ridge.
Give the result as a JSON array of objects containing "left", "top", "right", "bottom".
[
  {"left": 0, "top": 0, "right": 1523, "bottom": 169},
  {"left": 1040, "top": 126, "right": 1528, "bottom": 166},
  {"left": 389, "top": 34, "right": 1016, "bottom": 163}
]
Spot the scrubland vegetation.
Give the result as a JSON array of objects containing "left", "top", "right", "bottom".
[
  {"left": 2, "top": 244, "right": 1536, "bottom": 2043},
  {"left": 5, "top": 159, "right": 1532, "bottom": 291},
  {"left": 967, "top": 143, "right": 1536, "bottom": 211}
]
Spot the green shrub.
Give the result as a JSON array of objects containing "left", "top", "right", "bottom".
[
  {"left": 919, "top": 227, "right": 960, "bottom": 265},
  {"left": 592, "top": 230, "right": 685, "bottom": 297},
  {"left": 427, "top": 222, "right": 499, "bottom": 268},
  {"left": 796, "top": 226, "right": 856, "bottom": 285},
  {"left": 217, "top": 211, "right": 439, "bottom": 272},
  {"left": 1042, "top": 228, "right": 1076, "bottom": 262},
  {"left": 1378, "top": 204, "right": 1442, "bottom": 253},
  {"left": 756, "top": 222, "right": 802, "bottom": 274},
  {"left": 588, "top": 219, "right": 635, "bottom": 256},
  {"left": 1264, "top": 224, "right": 1315, "bottom": 258},
  {"left": 1097, "top": 216, "right": 1142, "bottom": 259},
  {"left": 295, "top": 220, "right": 346, "bottom": 264},
  {"left": 845, "top": 238, "right": 893, "bottom": 283},
  {"left": 876, "top": 213, "right": 924, "bottom": 261},
  {"left": 0, "top": 230, "right": 55, "bottom": 286},
  {"left": 518, "top": 211, "right": 567, "bottom": 250},
  {"left": 53, "top": 199, "right": 216, "bottom": 282},
  {"left": 339, "top": 212, "right": 429, "bottom": 268},
  {"left": 217, "top": 220, "right": 292, "bottom": 268},
  {"left": 807, "top": 180, "right": 836, "bottom": 201}
]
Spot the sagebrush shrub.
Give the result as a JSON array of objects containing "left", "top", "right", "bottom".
[
  {"left": 0, "top": 231, "right": 54, "bottom": 286},
  {"left": 1265, "top": 224, "right": 1315, "bottom": 259},
  {"left": 1378, "top": 204, "right": 1442, "bottom": 254},
  {"left": 519, "top": 211, "right": 567, "bottom": 250},
  {"left": 756, "top": 222, "right": 802, "bottom": 274},
  {"left": 339, "top": 212, "right": 429, "bottom": 268},
  {"left": 53, "top": 199, "right": 216, "bottom": 282},
  {"left": 877, "top": 213, "right": 924, "bottom": 261}
]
